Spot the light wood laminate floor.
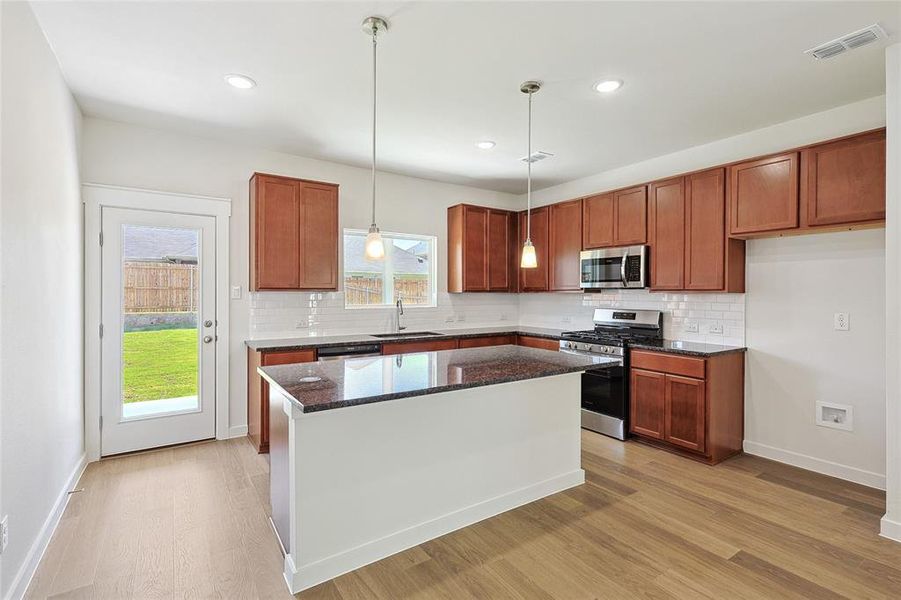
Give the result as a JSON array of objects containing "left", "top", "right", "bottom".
[{"left": 26, "top": 432, "right": 899, "bottom": 599}]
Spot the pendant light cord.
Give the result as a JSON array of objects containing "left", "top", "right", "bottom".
[
  {"left": 526, "top": 89, "right": 532, "bottom": 242},
  {"left": 370, "top": 28, "right": 378, "bottom": 228}
]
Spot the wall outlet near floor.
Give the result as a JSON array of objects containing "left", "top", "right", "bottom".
[
  {"left": 709, "top": 323, "right": 724, "bottom": 335},
  {"left": 816, "top": 401, "right": 853, "bottom": 431},
  {"left": 685, "top": 321, "right": 699, "bottom": 333},
  {"left": 834, "top": 312, "right": 850, "bottom": 331},
  {"left": 1, "top": 514, "right": 8, "bottom": 554}
]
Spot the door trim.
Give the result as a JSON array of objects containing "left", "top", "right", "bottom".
[{"left": 84, "top": 183, "right": 231, "bottom": 462}]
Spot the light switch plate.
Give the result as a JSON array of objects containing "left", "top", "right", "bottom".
[
  {"left": 834, "top": 312, "right": 849, "bottom": 331},
  {"left": 230, "top": 285, "right": 242, "bottom": 300}
]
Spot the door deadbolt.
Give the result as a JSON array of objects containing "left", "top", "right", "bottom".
[{"left": 204, "top": 320, "right": 213, "bottom": 328}]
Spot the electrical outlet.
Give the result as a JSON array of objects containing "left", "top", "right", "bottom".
[
  {"left": 456, "top": 314, "right": 466, "bottom": 322},
  {"left": 294, "top": 321, "right": 309, "bottom": 329},
  {"left": 499, "top": 313, "right": 509, "bottom": 321},
  {"left": 230, "top": 285, "right": 242, "bottom": 300},
  {"left": 561, "top": 316, "right": 573, "bottom": 325},
  {"left": 685, "top": 321, "right": 699, "bottom": 333},
  {"left": 816, "top": 401, "right": 853, "bottom": 431},
  {"left": 834, "top": 312, "right": 850, "bottom": 331},
  {"left": 1, "top": 515, "right": 8, "bottom": 554},
  {"left": 444, "top": 315, "right": 455, "bottom": 323},
  {"left": 709, "top": 323, "right": 724, "bottom": 335}
]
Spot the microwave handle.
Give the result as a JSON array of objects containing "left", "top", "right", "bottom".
[{"left": 620, "top": 247, "right": 628, "bottom": 287}]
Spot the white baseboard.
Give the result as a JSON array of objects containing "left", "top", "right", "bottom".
[
  {"left": 743, "top": 440, "right": 885, "bottom": 490},
  {"left": 6, "top": 454, "right": 87, "bottom": 600},
  {"left": 227, "top": 425, "right": 248, "bottom": 438},
  {"left": 881, "top": 516, "right": 901, "bottom": 543},
  {"left": 284, "top": 469, "right": 585, "bottom": 594}
]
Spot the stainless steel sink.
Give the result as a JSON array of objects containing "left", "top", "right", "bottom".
[{"left": 370, "top": 331, "right": 444, "bottom": 338}]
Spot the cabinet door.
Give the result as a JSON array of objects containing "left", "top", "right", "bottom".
[
  {"left": 630, "top": 368, "right": 665, "bottom": 439},
  {"left": 648, "top": 177, "right": 685, "bottom": 290},
  {"left": 613, "top": 185, "right": 648, "bottom": 245},
  {"left": 381, "top": 339, "right": 459, "bottom": 355},
  {"left": 299, "top": 182, "right": 338, "bottom": 290},
  {"left": 549, "top": 199, "right": 583, "bottom": 291},
  {"left": 519, "top": 207, "right": 549, "bottom": 291},
  {"left": 250, "top": 348, "right": 317, "bottom": 452},
  {"left": 252, "top": 176, "right": 300, "bottom": 290},
  {"left": 487, "top": 209, "right": 512, "bottom": 291},
  {"left": 464, "top": 206, "right": 489, "bottom": 291},
  {"left": 582, "top": 193, "right": 614, "bottom": 249},
  {"left": 664, "top": 374, "right": 706, "bottom": 453},
  {"left": 685, "top": 168, "right": 726, "bottom": 290},
  {"left": 803, "top": 130, "right": 886, "bottom": 227},
  {"left": 729, "top": 152, "right": 799, "bottom": 235}
]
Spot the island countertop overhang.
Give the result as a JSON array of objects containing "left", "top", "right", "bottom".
[{"left": 259, "top": 344, "right": 619, "bottom": 413}]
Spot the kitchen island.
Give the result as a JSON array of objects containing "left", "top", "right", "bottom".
[{"left": 259, "top": 344, "right": 618, "bottom": 593}]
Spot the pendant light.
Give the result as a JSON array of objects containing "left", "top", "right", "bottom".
[
  {"left": 363, "top": 16, "right": 388, "bottom": 260},
  {"left": 520, "top": 80, "right": 541, "bottom": 269}
]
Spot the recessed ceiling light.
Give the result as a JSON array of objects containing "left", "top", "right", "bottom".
[
  {"left": 476, "top": 140, "right": 496, "bottom": 150},
  {"left": 594, "top": 79, "right": 623, "bottom": 93},
  {"left": 225, "top": 74, "right": 256, "bottom": 89}
]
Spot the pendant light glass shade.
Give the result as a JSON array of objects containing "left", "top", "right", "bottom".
[
  {"left": 520, "top": 239, "right": 538, "bottom": 269},
  {"left": 365, "top": 224, "right": 385, "bottom": 259},
  {"left": 362, "top": 16, "right": 388, "bottom": 260}
]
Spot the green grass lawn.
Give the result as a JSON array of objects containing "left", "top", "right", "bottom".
[{"left": 123, "top": 328, "right": 198, "bottom": 403}]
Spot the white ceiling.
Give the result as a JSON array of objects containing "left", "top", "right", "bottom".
[{"left": 32, "top": 1, "right": 900, "bottom": 193}]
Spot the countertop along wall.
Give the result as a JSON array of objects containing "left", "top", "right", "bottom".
[
  {"left": 512, "top": 95, "right": 888, "bottom": 487},
  {"left": 79, "top": 118, "right": 522, "bottom": 436}
]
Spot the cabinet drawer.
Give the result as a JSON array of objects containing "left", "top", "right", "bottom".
[
  {"left": 381, "top": 339, "right": 459, "bottom": 356},
  {"left": 262, "top": 349, "right": 317, "bottom": 366},
  {"left": 516, "top": 335, "right": 560, "bottom": 351},
  {"left": 630, "top": 350, "right": 705, "bottom": 379},
  {"left": 458, "top": 335, "right": 515, "bottom": 348}
]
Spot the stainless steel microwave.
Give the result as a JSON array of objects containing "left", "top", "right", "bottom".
[{"left": 580, "top": 245, "right": 649, "bottom": 289}]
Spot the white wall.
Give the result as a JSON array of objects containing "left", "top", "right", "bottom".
[
  {"left": 883, "top": 43, "right": 901, "bottom": 541},
  {"left": 0, "top": 3, "right": 85, "bottom": 599},
  {"left": 79, "top": 117, "right": 521, "bottom": 435},
  {"left": 744, "top": 230, "right": 886, "bottom": 488}
]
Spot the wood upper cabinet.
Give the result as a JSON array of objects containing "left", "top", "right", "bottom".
[
  {"left": 630, "top": 368, "right": 666, "bottom": 439},
  {"left": 518, "top": 206, "right": 550, "bottom": 291},
  {"left": 250, "top": 173, "right": 339, "bottom": 291},
  {"left": 582, "top": 186, "right": 647, "bottom": 248},
  {"left": 447, "top": 204, "right": 514, "bottom": 293},
  {"left": 802, "top": 129, "right": 886, "bottom": 227},
  {"left": 548, "top": 199, "right": 583, "bottom": 291},
  {"left": 729, "top": 152, "right": 799, "bottom": 236},
  {"left": 685, "top": 168, "right": 728, "bottom": 291},
  {"left": 664, "top": 374, "right": 706, "bottom": 453},
  {"left": 648, "top": 177, "right": 686, "bottom": 290}
]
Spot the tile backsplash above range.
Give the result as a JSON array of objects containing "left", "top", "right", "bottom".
[
  {"left": 518, "top": 291, "right": 745, "bottom": 346},
  {"left": 250, "top": 289, "right": 745, "bottom": 346}
]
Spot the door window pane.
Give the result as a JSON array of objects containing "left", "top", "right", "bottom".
[{"left": 121, "top": 224, "right": 201, "bottom": 419}]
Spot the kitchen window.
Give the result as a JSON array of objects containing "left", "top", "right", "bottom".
[{"left": 343, "top": 229, "right": 437, "bottom": 308}]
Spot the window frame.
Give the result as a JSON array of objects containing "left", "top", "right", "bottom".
[{"left": 342, "top": 228, "right": 438, "bottom": 309}]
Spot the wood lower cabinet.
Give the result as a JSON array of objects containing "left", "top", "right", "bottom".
[
  {"left": 516, "top": 335, "right": 559, "bottom": 351},
  {"left": 248, "top": 348, "right": 317, "bottom": 453},
  {"left": 448, "top": 204, "right": 515, "bottom": 293},
  {"left": 629, "top": 350, "right": 744, "bottom": 464},
  {"left": 458, "top": 335, "right": 516, "bottom": 348},
  {"left": 583, "top": 186, "right": 648, "bottom": 249},
  {"left": 549, "top": 199, "right": 583, "bottom": 291},
  {"left": 250, "top": 173, "right": 338, "bottom": 291},
  {"left": 802, "top": 129, "right": 886, "bottom": 228},
  {"left": 381, "top": 339, "right": 459, "bottom": 355},
  {"left": 518, "top": 207, "right": 550, "bottom": 291}
]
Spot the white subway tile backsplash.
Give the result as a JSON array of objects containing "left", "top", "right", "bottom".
[{"left": 249, "top": 288, "right": 745, "bottom": 346}]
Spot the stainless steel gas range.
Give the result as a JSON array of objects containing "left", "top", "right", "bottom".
[{"left": 559, "top": 308, "right": 663, "bottom": 440}]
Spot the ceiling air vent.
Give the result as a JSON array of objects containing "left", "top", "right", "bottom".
[
  {"left": 805, "top": 24, "right": 887, "bottom": 60},
  {"left": 521, "top": 150, "right": 554, "bottom": 163}
]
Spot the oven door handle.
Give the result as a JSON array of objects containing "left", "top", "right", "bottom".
[{"left": 620, "top": 247, "right": 628, "bottom": 288}]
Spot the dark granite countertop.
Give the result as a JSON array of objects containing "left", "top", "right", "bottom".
[
  {"left": 245, "top": 325, "right": 566, "bottom": 352},
  {"left": 628, "top": 339, "right": 746, "bottom": 357},
  {"left": 259, "top": 345, "right": 619, "bottom": 413}
]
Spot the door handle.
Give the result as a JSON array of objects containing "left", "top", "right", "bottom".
[
  {"left": 203, "top": 335, "right": 213, "bottom": 344},
  {"left": 620, "top": 248, "right": 628, "bottom": 288}
]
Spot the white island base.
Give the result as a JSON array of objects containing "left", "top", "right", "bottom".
[{"left": 270, "top": 372, "right": 585, "bottom": 594}]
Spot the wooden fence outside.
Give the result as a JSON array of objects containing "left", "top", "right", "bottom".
[
  {"left": 344, "top": 276, "right": 430, "bottom": 306},
  {"left": 123, "top": 262, "right": 198, "bottom": 313}
]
